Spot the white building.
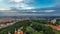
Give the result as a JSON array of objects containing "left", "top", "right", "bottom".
[{"left": 51, "top": 19, "right": 56, "bottom": 24}]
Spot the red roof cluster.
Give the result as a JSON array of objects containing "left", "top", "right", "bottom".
[{"left": 48, "top": 24, "right": 60, "bottom": 30}]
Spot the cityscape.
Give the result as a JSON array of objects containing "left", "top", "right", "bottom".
[
  {"left": 0, "top": 16, "right": 60, "bottom": 34},
  {"left": 0, "top": 0, "right": 60, "bottom": 34}
]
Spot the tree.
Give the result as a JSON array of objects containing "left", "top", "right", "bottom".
[{"left": 43, "top": 26, "right": 55, "bottom": 34}]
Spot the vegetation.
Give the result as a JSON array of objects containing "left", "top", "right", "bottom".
[{"left": 0, "top": 20, "right": 60, "bottom": 34}]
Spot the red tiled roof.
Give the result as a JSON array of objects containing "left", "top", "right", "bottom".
[
  {"left": 52, "top": 26, "right": 60, "bottom": 29},
  {"left": 48, "top": 24, "right": 60, "bottom": 30}
]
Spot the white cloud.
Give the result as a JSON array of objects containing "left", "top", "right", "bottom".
[
  {"left": 21, "top": 7, "right": 34, "bottom": 9},
  {"left": 29, "top": 10, "right": 55, "bottom": 12},
  {"left": 0, "top": 8, "right": 11, "bottom": 10},
  {"left": 9, "top": 0, "right": 34, "bottom": 9},
  {"left": 14, "top": 3, "right": 34, "bottom": 9},
  {"left": 0, "top": 2, "right": 11, "bottom": 10},
  {"left": 44, "top": 10, "right": 55, "bottom": 12},
  {"left": 10, "top": 0, "right": 23, "bottom": 3},
  {"left": 32, "top": 11, "right": 37, "bottom": 12}
]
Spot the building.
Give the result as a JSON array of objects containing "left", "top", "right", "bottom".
[
  {"left": 48, "top": 24, "right": 60, "bottom": 31},
  {"left": 51, "top": 19, "right": 56, "bottom": 24},
  {"left": 14, "top": 28, "right": 23, "bottom": 34}
]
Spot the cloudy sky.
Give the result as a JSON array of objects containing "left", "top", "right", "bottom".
[
  {"left": 0, "top": 0, "right": 56, "bottom": 9},
  {"left": 0, "top": 0, "right": 60, "bottom": 16}
]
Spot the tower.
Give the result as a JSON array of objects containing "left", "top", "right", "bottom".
[{"left": 14, "top": 29, "right": 18, "bottom": 34}]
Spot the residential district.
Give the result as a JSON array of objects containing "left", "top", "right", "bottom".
[{"left": 0, "top": 17, "right": 60, "bottom": 34}]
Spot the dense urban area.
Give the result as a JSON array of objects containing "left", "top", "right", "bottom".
[{"left": 0, "top": 17, "right": 60, "bottom": 34}]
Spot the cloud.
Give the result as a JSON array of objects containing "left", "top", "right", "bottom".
[
  {"left": 44, "top": 10, "right": 55, "bottom": 12},
  {"left": 0, "top": 0, "right": 58, "bottom": 16},
  {"left": 0, "top": 0, "right": 34, "bottom": 10},
  {"left": 21, "top": 7, "right": 34, "bottom": 9},
  {"left": 31, "top": 10, "right": 55, "bottom": 12},
  {"left": 0, "top": 8, "right": 11, "bottom": 10},
  {"left": 32, "top": 11, "right": 37, "bottom": 12},
  {"left": 10, "top": 0, "right": 23, "bottom": 3},
  {"left": 9, "top": 0, "right": 34, "bottom": 9}
]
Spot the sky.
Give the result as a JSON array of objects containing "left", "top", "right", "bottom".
[
  {"left": 0, "top": 0, "right": 55, "bottom": 9},
  {"left": 0, "top": 0, "right": 60, "bottom": 16}
]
